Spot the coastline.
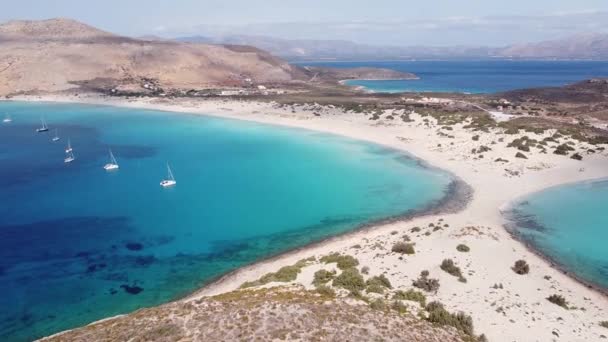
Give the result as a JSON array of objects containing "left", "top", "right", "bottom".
[{"left": 8, "top": 93, "right": 608, "bottom": 342}]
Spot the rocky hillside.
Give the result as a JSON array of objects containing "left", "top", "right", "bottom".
[
  {"left": 40, "top": 287, "right": 466, "bottom": 342},
  {"left": 0, "top": 19, "right": 307, "bottom": 95},
  {"left": 499, "top": 33, "right": 608, "bottom": 60}
]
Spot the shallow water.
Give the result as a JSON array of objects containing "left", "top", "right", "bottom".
[
  {"left": 0, "top": 102, "right": 452, "bottom": 341},
  {"left": 505, "top": 179, "right": 608, "bottom": 290},
  {"left": 294, "top": 60, "right": 608, "bottom": 93}
]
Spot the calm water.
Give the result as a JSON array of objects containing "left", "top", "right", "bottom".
[
  {"left": 0, "top": 102, "right": 452, "bottom": 341},
  {"left": 506, "top": 179, "right": 608, "bottom": 289},
  {"left": 296, "top": 60, "right": 608, "bottom": 93}
]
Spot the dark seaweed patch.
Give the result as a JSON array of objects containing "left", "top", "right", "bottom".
[
  {"left": 125, "top": 242, "right": 144, "bottom": 251},
  {"left": 120, "top": 284, "right": 143, "bottom": 295}
]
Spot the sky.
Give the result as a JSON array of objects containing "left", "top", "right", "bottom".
[{"left": 1, "top": 0, "right": 608, "bottom": 46}]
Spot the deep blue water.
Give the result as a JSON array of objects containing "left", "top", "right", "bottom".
[
  {"left": 0, "top": 102, "right": 452, "bottom": 341},
  {"left": 295, "top": 60, "right": 608, "bottom": 93},
  {"left": 506, "top": 179, "right": 608, "bottom": 289}
]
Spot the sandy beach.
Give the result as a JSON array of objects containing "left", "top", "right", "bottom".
[{"left": 11, "top": 93, "right": 608, "bottom": 341}]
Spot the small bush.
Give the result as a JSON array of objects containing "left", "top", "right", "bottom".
[
  {"left": 512, "top": 259, "right": 530, "bottom": 275},
  {"left": 456, "top": 244, "right": 470, "bottom": 252},
  {"left": 571, "top": 153, "right": 583, "bottom": 160},
  {"left": 547, "top": 294, "right": 568, "bottom": 309},
  {"left": 410, "top": 227, "right": 421, "bottom": 233},
  {"left": 361, "top": 266, "right": 370, "bottom": 275},
  {"left": 440, "top": 259, "right": 465, "bottom": 282},
  {"left": 332, "top": 267, "right": 365, "bottom": 292},
  {"left": 312, "top": 269, "right": 336, "bottom": 286},
  {"left": 413, "top": 271, "right": 440, "bottom": 293},
  {"left": 391, "top": 300, "right": 408, "bottom": 314},
  {"left": 425, "top": 301, "right": 474, "bottom": 336},
  {"left": 600, "top": 321, "right": 608, "bottom": 329},
  {"left": 515, "top": 152, "right": 527, "bottom": 159},
  {"left": 392, "top": 242, "right": 415, "bottom": 255},
  {"left": 554, "top": 143, "right": 575, "bottom": 155},
  {"left": 393, "top": 289, "right": 427, "bottom": 307},
  {"left": 315, "top": 284, "right": 336, "bottom": 298},
  {"left": 320, "top": 253, "right": 359, "bottom": 270},
  {"left": 369, "top": 298, "right": 387, "bottom": 311},
  {"left": 367, "top": 274, "right": 392, "bottom": 289}
]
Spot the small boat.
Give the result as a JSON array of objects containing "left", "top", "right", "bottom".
[
  {"left": 65, "top": 139, "right": 73, "bottom": 153},
  {"left": 160, "top": 163, "right": 176, "bottom": 187},
  {"left": 36, "top": 117, "right": 49, "bottom": 132},
  {"left": 2, "top": 114, "right": 11, "bottom": 123},
  {"left": 64, "top": 150, "right": 76, "bottom": 163},
  {"left": 52, "top": 129, "right": 60, "bottom": 142},
  {"left": 103, "top": 149, "right": 119, "bottom": 170}
]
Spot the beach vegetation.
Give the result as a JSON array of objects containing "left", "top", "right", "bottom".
[
  {"left": 425, "top": 301, "right": 475, "bottom": 336},
  {"left": 240, "top": 259, "right": 311, "bottom": 288},
  {"left": 413, "top": 271, "right": 440, "bottom": 293},
  {"left": 456, "top": 244, "right": 470, "bottom": 252},
  {"left": 570, "top": 153, "right": 583, "bottom": 160},
  {"left": 440, "top": 259, "right": 466, "bottom": 282},
  {"left": 332, "top": 267, "right": 365, "bottom": 292},
  {"left": 392, "top": 242, "right": 415, "bottom": 254},
  {"left": 369, "top": 298, "right": 387, "bottom": 311},
  {"left": 365, "top": 274, "right": 392, "bottom": 294},
  {"left": 314, "top": 284, "right": 336, "bottom": 298},
  {"left": 515, "top": 152, "right": 527, "bottom": 159},
  {"left": 393, "top": 289, "right": 426, "bottom": 307},
  {"left": 512, "top": 259, "right": 530, "bottom": 275},
  {"left": 391, "top": 300, "right": 408, "bottom": 314},
  {"left": 599, "top": 321, "right": 608, "bottom": 329},
  {"left": 411, "top": 227, "right": 421, "bottom": 233},
  {"left": 320, "top": 253, "right": 359, "bottom": 270},
  {"left": 547, "top": 294, "right": 568, "bottom": 309},
  {"left": 554, "top": 143, "right": 575, "bottom": 155},
  {"left": 361, "top": 266, "right": 370, "bottom": 275},
  {"left": 312, "top": 269, "right": 336, "bottom": 286}
]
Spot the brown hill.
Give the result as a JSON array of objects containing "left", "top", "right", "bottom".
[{"left": 0, "top": 18, "right": 306, "bottom": 95}]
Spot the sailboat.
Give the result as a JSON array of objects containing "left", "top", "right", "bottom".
[
  {"left": 52, "top": 129, "right": 60, "bottom": 142},
  {"left": 2, "top": 114, "right": 11, "bottom": 123},
  {"left": 64, "top": 149, "right": 76, "bottom": 163},
  {"left": 160, "top": 163, "right": 176, "bottom": 187},
  {"left": 103, "top": 149, "right": 119, "bottom": 170},
  {"left": 36, "top": 117, "right": 49, "bottom": 132},
  {"left": 65, "top": 139, "right": 73, "bottom": 153}
]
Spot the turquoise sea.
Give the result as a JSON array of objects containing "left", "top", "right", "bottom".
[
  {"left": 0, "top": 102, "right": 453, "bottom": 341},
  {"left": 506, "top": 179, "right": 608, "bottom": 290},
  {"left": 295, "top": 60, "right": 608, "bottom": 93}
]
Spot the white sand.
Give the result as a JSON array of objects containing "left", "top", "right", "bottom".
[{"left": 11, "top": 93, "right": 608, "bottom": 341}]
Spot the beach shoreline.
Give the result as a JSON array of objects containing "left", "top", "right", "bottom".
[{"left": 8, "top": 93, "right": 608, "bottom": 341}]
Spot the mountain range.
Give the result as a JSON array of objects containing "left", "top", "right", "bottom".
[{"left": 174, "top": 33, "right": 608, "bottom": 61}]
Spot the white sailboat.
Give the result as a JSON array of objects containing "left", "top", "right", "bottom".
[
  {"left": 2, "top": 114, "right": 11, "bottom": 123},
  {"left": 160, "top": 163, "right": 176, "bottom": 187},
  {"left": 64, "top": 149, "right": 76, "bottom": 163},
  {"left": 103, "top": 149, "right": 119, "bottom": 170},
  {"left": 36, "top": 117, "right": 49, "bottom": 132},
  {"left": 65, "top": 139, "right": 73, "bottom": 153},
  {"left": 52, "top": 129, "right": 60, "bottom": 142}
]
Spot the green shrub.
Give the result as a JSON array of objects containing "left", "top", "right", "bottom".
[
  {"left": 391, "top": 300, "right": 408, "bottom": 314},
  {"left": 425, "top": 301, "right": 474, "bottom": 336},
  {"left": 600, "top": 321, "right": 608, "bottom": 329},
  {"left": 314, "top": 284, "right": 336, "bottom": 298},
  {"left": 312, "top": 269, "right": 336, "bottom": 286},
  {"left": 571, "top": 153, "right": 583, "bottom": 160},
  {"left": 393, "top": 289, "right": 427, "bottom": 307},
  {"left": 547, "top": 294, "right": 568, "bottom": 309},
  {"left": 515, "top": 152, "right": 527, "bottom": 159},
  {"left": 332, "top": 267, "right": 365, "bottom": 292},
  {"left": 320, "top": 253, "right": 359, "bottom": 270},
  {"left": 512, "top": 259, "right": 529, "bottom": 275},
  {"left": 554, "top": 143, "right": 574, "bottom": 155},
  {"left": 440, "top": 259, "right": 465, "bottom": 282},
  {"left": 369, "top": 298, "right": 387, "bottom": 311},
  {"left": 413, "top": 271, "right": 440, "bottom": 293},
  {"left": 240, "top": 260, "right": 309, "bottom": 288},
  {"left": 456, "top": 244, "right": 470, "bottom": 252},
  {"left": 365, "top": 274, "right": 392, "bottom": 294},
  {"left": 392, "top": 242, "right": 415, "bottom": 254},
  {"left": 410, "top": 227, "right": 421, "bottom": 233}
]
